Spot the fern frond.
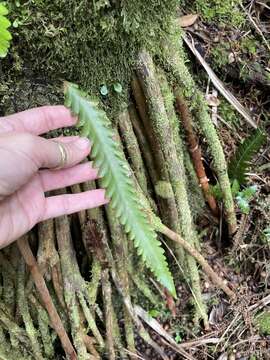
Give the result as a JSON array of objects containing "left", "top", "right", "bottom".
[
  {"left": 0, "top": 3, "right": 12, "bottom": 58},
  {"left": 64, "top": 82, "right": 176, "bottom": 297},
  {"left": 228, "top": 129, "right": 266, "bottom": 185}
]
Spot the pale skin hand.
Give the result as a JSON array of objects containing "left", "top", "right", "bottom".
[{"left": 0, "top": 105, "right": 109, "bottom": 248}]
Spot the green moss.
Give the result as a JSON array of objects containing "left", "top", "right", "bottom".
[
  {"left": 194, "top": 0, "right": 244, "bottom": 26},
  {"left": 155, "top": 181, "right": 174, "bottom": 199},
  {"left": 211, "top": 43, "right": 231, "bottom": 69},
  {"left": 219, "top": 100, "right": 240, "bottom": 126},
  {"left": 3, "top": 0, "right": 178, "bottom": 116},
  {"left": 255, "top": 311, "right": 270, "bottom": 335}
]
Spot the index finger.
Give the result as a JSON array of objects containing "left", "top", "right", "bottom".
[{"left": 0, "top": 105, "right": 77, "bottom": 135}]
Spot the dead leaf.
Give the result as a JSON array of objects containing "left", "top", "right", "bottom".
[
  {"left": 178, "top": 14, "right": 198, "bottom": 28},
  {"left": 205, "top": 94, "right": 220, "bottom": 107},
  {"left": 228, "top": 52, "right": 235, "bottom": 64}
]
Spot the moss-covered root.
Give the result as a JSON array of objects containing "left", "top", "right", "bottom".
[
  {"left": 118, "top": 109, "right": 149, "bottom": 196},
  {"left": 106, "top": 204, "right": 136, "bottom": 358},
  {"left": 80, "top": 181, "right": 129, "bottom": 358},
  {"left": 128, "top": 267, "right": 160, "bottom": 306},
  {"left": 101, "top": 268, "right": 116, "bottom": 360},
  {"left": 157, "top": 67, "right": 205, "bottom": 237},
  {"left": 17, "top": 257, "right": 43, "bottom": 360},
  {"left": 0, "top": 329, "right": 31, "bottom": 360},
  {"left": 55, "top": 209, "right": 104, "bottom": 358},
  {"left": 131, "top": 77, "right": 182, "bottom": 230},
  {"left": 37, "top": 219, "right": 65, "bottom": 309},
  {"left": 183, "top": 147, "right": 207, "bottom": 223},
  {"left": 17, "top": 235, "right": 76, "bottom": 359},
  {"left": 136, "top": 50, "right": 208, "bottom": 326},
  {"left": 29, "top": 294, "right": 54, "bottom": 359},
  {"left": 130, "top": 87, "right": 184, "bottom": 269},
  {"left": 0, "top": 303, "right": 32, "bottom": 353},
  {"left": 0, "top": 250, "right": 16, "bottom": 318},
  {"left": 161, "top": 41, "right": 237, "bottom": 235},
  {"left": 109, "top": 264, "right": 168, "bottom": 360}
]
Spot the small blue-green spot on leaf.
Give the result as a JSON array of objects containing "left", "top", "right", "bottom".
[
  {"left": 64, "top": 82, "right": 176, "bottom": 297},
  {"left": 113, "top": 82, "right": 122, "bottom": 93},
  {"left": 13, "top": 19, "right": 19, "bottom": 28},
  {"left": 100, "top": 84, "right": 108, "bottom": 96}
]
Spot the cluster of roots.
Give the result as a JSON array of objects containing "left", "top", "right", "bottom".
[{"left": 0, "top": 37, "right": 238, "bottom": 359}]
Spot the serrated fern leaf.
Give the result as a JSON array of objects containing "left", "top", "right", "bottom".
[
  {"left": 0, "top": 3, "right": 12, "bottom": 58},
  {"left": 228, "top": 129, "right": 266, "bottom": 185},
  {"left": 64, "top": 82, "right": 176, "bottom": 297}
]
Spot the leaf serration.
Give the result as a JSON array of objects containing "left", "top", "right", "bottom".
[{"left": 64, "top": 82, "right": 176, "bottom": 297}]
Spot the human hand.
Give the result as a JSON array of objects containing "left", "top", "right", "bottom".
[{"left": 0, "top": 105, "right": 108, "bottom": 248}]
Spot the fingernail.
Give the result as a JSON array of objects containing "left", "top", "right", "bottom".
[{"left": 74, "top": 137, "right": 90, "bottom": 150}]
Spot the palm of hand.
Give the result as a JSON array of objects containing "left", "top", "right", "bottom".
[{"left": 0, "top": 106, "right": 108, "bottom": 248}]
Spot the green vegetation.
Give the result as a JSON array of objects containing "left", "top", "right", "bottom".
[
  {"left": 228, "top": 129, "right": 267, "bottom": 185},
  {"left": 4, "top": 0, "right": 178, "bottom": 115},
  {"left": 195, "top": 0, "right": 244, "bottom": 26},
  {"left": 64, "top": 82, "right": 176, "bottom": 296},
  {"left": 255, "top": 311, "right": 270, "bottom": 335},
  {"left": 236, "top": 185, "right": 257, "bottom": 214},
  {"left": 0, "top": 2, "right": 12, "bottom": 57},
  {"left": 219, "top": 100, "right": 240, "bottom": 126}
]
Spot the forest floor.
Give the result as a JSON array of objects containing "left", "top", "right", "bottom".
[{"left": 138, "top": 3, "right": 270, "bottom": 360}]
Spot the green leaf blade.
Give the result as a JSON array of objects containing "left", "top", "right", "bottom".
[
  {"left": 0, "top": 4, "right": 12, "bottom": 58},
  {"left": 228, "top": 129, "right": 266, "bottom": 185},
  {"left": 64, "top": 82, "right": 176, "bottom": 297}
]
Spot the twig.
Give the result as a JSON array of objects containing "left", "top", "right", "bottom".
[
  {"left": 157, "top": 224, "right": 236, "bottom": 299},
  {"left": 17, "top": 235, "right": 77, "bottom": 360},
  {"left": 134, "top": 305, "right": 196, "bottom": 360},
  {"left": 248, "top": 294, "right": 270, "bottom": 311},
  {"left": 183, "top": 34, "right": 257, "bottom": 129},
  {"left": 101, "top": 269, "right": 115, "bottom": 360},
  {"left": 240, "top": 3, "right": 270, "bottom": 52}
]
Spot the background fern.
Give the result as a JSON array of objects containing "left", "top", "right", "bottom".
[
  {"left": 228, "top": 129, "right": 266, "bottom": 185},
  {"left": 64, "top": 82, "right": 176, "bottom": 297},
  {"left": 0, "top": 3, "right": 12, "bottom": 58}
]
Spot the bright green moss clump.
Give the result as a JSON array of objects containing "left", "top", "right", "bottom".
[
  {"left": 4, "top": 0, "right": 178, "bottom": 114},
  {"left": 255, "top": 311, "right": 270, "bottom": 335},
  {"left": 194, "top": 0, "right": 244, "bottom": 26}
]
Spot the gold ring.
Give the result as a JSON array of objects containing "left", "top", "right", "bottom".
[{"left": 53, "top": 142, "right": 68, "bottom": 170}]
